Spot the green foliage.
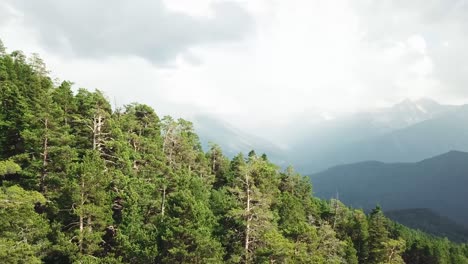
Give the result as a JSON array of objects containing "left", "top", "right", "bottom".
[
  {"left": 0, "top": 160, "right": 21, "bottom": 176},
  {"left": 0, "top": 39, "right": 6, "bottom": 56},
  {"left": 368, "top": 206, "right": 392, "bottom": 263},
  {"left": 0, "top": 43, "right": 467, "bottom": 263},
  {"left": 0, "top": 185, "right": 50, "bottom": 263},
  {"left": 344, "top": 237, "right": 359, "bottom": 264},
  {"left": 386, "top": 208, "right": 468, "bottom": 243}
]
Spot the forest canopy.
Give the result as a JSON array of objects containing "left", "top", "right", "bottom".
[{"left": 0, "top": 40, "right": 467, "bottom": 263}]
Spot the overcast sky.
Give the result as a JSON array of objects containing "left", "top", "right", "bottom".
[{"left": 1, "top": 0, "right": 468, "bottom": 140}]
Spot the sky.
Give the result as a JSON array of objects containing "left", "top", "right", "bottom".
[{"left": 1, "top": 0, "right": 468, "bottom": 141}]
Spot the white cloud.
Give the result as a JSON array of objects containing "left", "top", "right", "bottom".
[
  {"left": 407, "top": 35, "right": 427, "bottom": 54},
  {"left": 162, "top": 0, "right": 215, "bottom": 17},
  {"left": 1, "top": 0, "right": 468, "bottom": 143}
]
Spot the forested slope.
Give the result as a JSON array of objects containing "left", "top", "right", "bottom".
[
  {"left": 1, "top": 41, "right": 468, "bottom": 263},
  {"left": 386, "top": 208, "right": 468, "bottom": 243},
  {"left": 310, "top": 151, "right": 468, "bottom": 226}
]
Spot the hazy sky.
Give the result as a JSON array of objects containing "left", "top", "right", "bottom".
[{"left": 1, "top": 0, "right": 468, "bottom": 138}]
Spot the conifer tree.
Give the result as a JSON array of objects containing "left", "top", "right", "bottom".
[
  {"left": 73, "top": 89, "right": 112, "bottom": 156},
  {"left": 0, "top": 185, "right": 50, "bottom": 263},
  {"left": 207, "top": 143, "right": 231, "bottom": 189},
  {"left": 368, "top": 206, "right": 390, "bottom": 263},
  {"left": 109, "top": 103, "right": 166, "bottom": 262},
  {"left": 69, "top": 151, "right": 113, "bottom": 259},
  {"left": 0, "top": 78, "right": 28, "bottom": 159},
  {"left": 227, "top": 155, "right": 282, "bottom": 263},
  {"left": 159, "top": 172, "right": 223, "bottom": 263},
  {"left": 348, "top": 209, "right": 369, "bottom": 263}
]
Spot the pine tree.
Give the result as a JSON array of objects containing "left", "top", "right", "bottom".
[
  {"left": 368, "top": 206, "right": 390, "bottom": 263},
  {"left": 344, "top": 237, "right": 359, "bottom": 264},
  {"left": 348, "top": 209, "right": 369, "bottom": 263},
  {"left": 315, "top": 223, "right": 346, "bottom": 263},
  {"left": 159, "top": 172, "right": 223, "bottom": 263},
  {"left": 227, "top": 154, "right": 281, "bottom": 263},
  {"left": 109, "top": 103, "right": 166, "bottom": 262},
  {"left": 52, "top": 81, "right": 77, "bottom": 126},
  {"left": 0, "top": 80, "right": 28, "bottom": 159},
  {"left": 275, "top": 167, "right": 323, "bottom": 262},
  {"left": 207, "top": 143, "right": 231, "bottom": 189},
  {"left": 21, "top": 77, "right": 69, "bottom": 192},
  {"left": 69, "top": 151, "right": 113, "bottom": 259},
  {"left": 381, "top": 238, "right": 406, "bottom": 263},
  {"left": 72, "top": 89, "right": 112, "bottom": 155}
]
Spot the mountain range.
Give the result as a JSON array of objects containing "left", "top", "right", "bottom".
[
  {"left": 310, "top": 151, "right": 468, "bottom": 228},
  {"left": 290, "top": 98, "right": 468, "bottom": 173},
  {"left": 195, "top": 98, "right": 468, "bottom": 174}
]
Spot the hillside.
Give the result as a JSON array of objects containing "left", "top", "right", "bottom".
[
  {"left": 311, "top": 151, "right": 468, "bottom": 227},
  {"left": 386, "top": 208, "right": 468, "bottom": 243},
  {"left": 1, "top": 43, "right": 468, "bottom": 263}
]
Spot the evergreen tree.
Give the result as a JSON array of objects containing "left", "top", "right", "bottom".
[
  {"left": 20, "top": 75, "right": 69, "bottom": 192},
  {"left": 348, "top": 209, "right": 369, "bottom": 263},
  {"left": 73, "top": 88, "right": 112, "bottom": 155},
  {"left": 0, "top": 185, "right": 50, "bottom": 263},
  {"left": 227, "top": 155, "right": 282, "bottom": 263},
  {"left": 110, "top": 103, "right": 166, "bottom": 262},
  {"left": 68, "top": 151, "right": 113, "bottom": 260},
  {"left": 52, "top": 81, "right": 77, "bottom": 126},
  {"left": 275, "top": 167, "right": 323, "bottom": 262},
  {"left": 344, "top": 237, "right": 359, "bottom": 264},
  {"left": 368, "top": 206, "right": 391, "bottom": 263},
  {"left": 159, "top": 172, "right": 223, "bottom": 263},
  {"left": 207, "top": 143, "right": 231, "bottom": 189},
  {"left": 315, "top": 223, "right": 346, "bottom": 263},
  {"left": 0, "top": 78, "right": 28, "bottom": 159}
]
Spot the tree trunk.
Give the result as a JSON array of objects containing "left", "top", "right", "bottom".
[
  {"left": 161, "top": 185, "right": 166, "bottom": 219},
  {"left": 79, "top": 177, "right": 85, "bottom": 253},
  {"left": 40, "top": 118, "right": 49, "bottom": 193},
  {"left": 212, "top": 151, "right": 216, "bottom": 173},
  {"left": 93, "top": 115, "right": 97, "bottom": 151},
  {"left": 92, "top": 114, "right": 103, "bottom": 151},
  {"left": 245, "top": 171, "right": 251, "bottom": 263}
]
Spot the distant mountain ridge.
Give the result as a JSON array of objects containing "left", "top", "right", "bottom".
[
  {"left": 365, "top": 98, "right": 455, "bottom": 131},
  {"left": 192, "top": 98, "right": 468, "bottom": 174},
  {"left": 310, "top": 151, "right": 468, "bottom": 227},
  {"left": 291, "top": 99, "right": 468, "bottom": 173}
]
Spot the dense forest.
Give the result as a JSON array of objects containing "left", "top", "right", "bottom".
[{"left": 1, "top": 40, "right": 468, "bottom": 264}]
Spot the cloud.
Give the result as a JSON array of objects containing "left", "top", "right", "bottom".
[
  {"left": 1, "top": 0, "right": 468, "bottom": 144},
  {"left": 353, "top": 0, "right": 468, "bottom": 101},
  {"left": 2, "top": 0, "right": 253, "bottom": 65}
]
